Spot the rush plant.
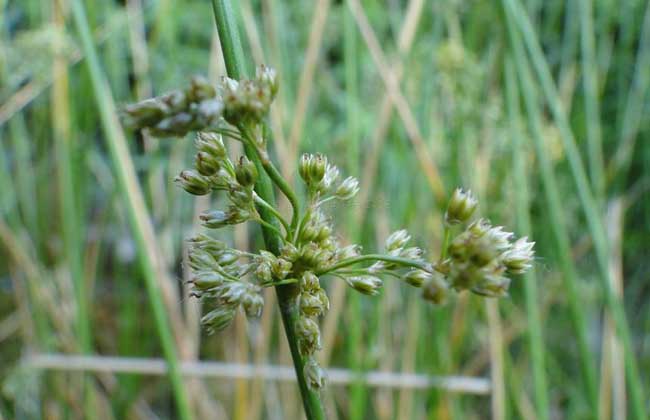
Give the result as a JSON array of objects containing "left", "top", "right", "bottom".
[{"left": 123, "top": 64, "right": 535, "bottom": 417}]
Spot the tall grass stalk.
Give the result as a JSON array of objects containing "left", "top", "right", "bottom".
[
  {"left": 503, "top": 1, "right": 647, "bottom": 416},
  {"left": 209, "top": 0, "right": 327, "bottom": 418},
  {"left": 67, "top": 0, "right": 193, "bottom": 418},
  {"left": 504, "top": 57, "right": 549, "bottom": 420},
  {"left": 502, "top": 2, "right": 599, "bottom": 412}
]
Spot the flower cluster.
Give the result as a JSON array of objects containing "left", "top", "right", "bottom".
[
  {"left": 123, "top": 65, "right": 535, "bottom": 392},
  {"left": 123, "top": 65, "right": 277, "bottom": 137}
]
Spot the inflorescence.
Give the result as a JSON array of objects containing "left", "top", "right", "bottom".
[{"left": 124, "top": 65, "right": 535, "bottom": 391}]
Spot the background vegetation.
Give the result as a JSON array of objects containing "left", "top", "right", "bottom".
[{"left": 1, "top": 0, "right": 649, "bottom": 418}]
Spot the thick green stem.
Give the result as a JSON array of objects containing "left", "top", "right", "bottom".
[
  {"left": 210, "top": 1, "right": 326, "bottom": 418},
  {"left": 439, "top": 227, "right": 451, "bottom": 262}
]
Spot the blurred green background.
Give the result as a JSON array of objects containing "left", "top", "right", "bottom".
[{"left": 1, "top": 0, "right": 649, "bottom": 418}]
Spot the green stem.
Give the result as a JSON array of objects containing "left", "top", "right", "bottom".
[
  {"left": 254, "top": 218, "right": 286, "bottom": 241},
  {"left": 210, "top": 1, "right": 326, "bottom": 418},
  {"left": 254, "top": 194, "right": 291, "bottom": 234},
  {"left": 68, "top": 0, "right": 193, "bottom": 418},
  {"left": 240, "top": 125, "right": 301, "bottom": 234},
  {"left": 318, "top": 254, "right": 432, "bottom": 276},
  {"left": 439, "top": 226, "right": 451, "bottom": 262}
]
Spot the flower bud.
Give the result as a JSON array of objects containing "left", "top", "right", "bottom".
[
  {"left": 123, "top": 98, "right": 167, "bottom": 128},
  {"left": 242, "top": 293, "right": 264, "bottom": 317},
  {"left": 195, "top": 151, "right": 221, "bottom": 176},
  {"left": 196, "top": 132, "right": 226, "bottom": 159},
  {"left": 191, "top": 271, "right": 227, "bottom": 291},
  {"left": 215, "top": 249, "right": 240, "bottom": 266},
  {"left": 385, "top": 229, "right": 411, "bottom": 251},
  {"left": 335, "top": 176, "right": 360, "bottom": 200},
  {"left": 502, "top": 237, "right": 535, "bottom": 274},
  {"left": 175, "top": 170, "right": 211, "bottom": 195},
  {"left": 201, "top": 306, "right": 236, "bottom": 333},
  {"left": 299, "top": 154, "right": 313, "bottom": 183},
  {"left": 304, "top": 358, "right": 326, "bottom": 390},
  {"left": 235, "top": 156, "right": 258, "bottom": 188},
  {"left": 309, "top": 154, "right": 327, "bottom": 183},
  {"left": 399, "top": 247, "right": 423, "bottom": 260},
  {"left": 271, "top": 258, "right": 292, "bottom": 279},
  {"left": 445, "top": 188, "right": 478, "bottom": 225},
  {"left": 188, "top": 248, "right": 218, "bottom": 271},
  {"left": 281, "top": 243, "right": 300, "bottom": 262},
  {"left": 316, "top": 288, "right": 330, "bottom": 312},
  {"left": 346, "top": 275, "right": 383, "bottom": 296},
  {"left": 335, "top": 244, "right": 361, "bottom": 260},
  {"left": 199, "top": 210, "right": 229, "bottom": 229},
  {"left": 297, "top": 317, "right": 321, "bottom": 355},
  {"left": 320, "top": 164, "right": 340, "bottom": 192},
  {"left": 188, "top": 75, "right": 217, "bottom": 101},
  {"left": 472, "top": 274, "right": 511, "bottom": 297},
  {"left": 300, "top": 272, "right": 321, "bottom": 293},
  {"left": 299, "top": 292, "right": 325, "bottom": 317},
  {"left": 255, "top": 262, "right": 272, "bottom": 282},
  {"left": 187, "top": 234, "right": 226, "bottom": 252},
  {"left": 403, "top": 269, "right": 431, "bottom": 287},
  {"left": 256, "top": 64, "right": 279, "bottom": 98},
  {"left": 215, "top": 282, "right": 249, "bottom": 305},
  {"left": 421, "top": 272, "right": 449, "bottom": 304}
]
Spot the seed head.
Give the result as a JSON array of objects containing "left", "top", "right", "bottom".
[{"left": 445, "top": 188, "right": 478, "bottom": 225}]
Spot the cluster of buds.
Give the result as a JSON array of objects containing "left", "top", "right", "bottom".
[
  {"left": 123, "top": 65, "right": 277, "bottom": 137},
  {"left": 187, "top": 234, "right": 264, "bottom": 333},
  {"left": 122, "top": 76, "right": 223, "bottom": 137},
  {"left": 422, "top": 188, "right": 535, "bottom": 302},
  {"left": 175, "top": 132, "right": 260, "bottom": 228},
  {"left": 221, "top": 65, "right": 278, "bottom": 125},
  {"left": 123, "top": 65, "right": 536, "bottom": 395}
]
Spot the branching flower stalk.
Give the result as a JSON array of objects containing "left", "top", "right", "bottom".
[{"left": 123, "top": 67, "right": 535, "bottom": 417}]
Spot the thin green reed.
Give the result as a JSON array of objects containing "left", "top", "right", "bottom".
[
  {"left": 502, "top": 2, "right": 599, "bottom": 412},
  {"left": 67, "top": 0, "right": 193, "bottom": 418},
  {"left": 344, "top": 4, "right": 368, "bottom": 418},
  {"left": 503, "top": 0, "right": 647, "bottom": 417},
  {"left": 504, "top": 57, "right": 549, "bottom": 420},
  {"left": 209, "top": 0, "right": 327, "bottom": 418}
]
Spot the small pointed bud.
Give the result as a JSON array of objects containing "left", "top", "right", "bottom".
[
  {"left": 472, "top": 274, "right": 511, "bottom": 297},
  {"left": 316, "top": 288, "right": 330, "bottom": 311},
  {"left": 385, "top": 229, "right": 411, "bottom": 251},
  {"left": 175, "top": 170, "right": 211, "bottom": 195},
  {"left": 316, "top": 225, "right": 332, "bottom": 242},
  {"left": 122, "top": 98, "right": 167, "bottom": 128},
  {"left": 199, "top": 209, "right": 229, "bottom": 229},
  {"left": 187, "top": 233, "right": 226, "bottom": 252},
  {"left": 445, "top": 188, "right": 478, "bottom": 225},
  {"left": 255, "top": 262, "right": 273, "bottom": 282},
  {"left": 191, "top": 271, "right": 227, "bottom": 291},
  {"left": 299, "top": 154, "right": 313, "bottom": 183},
  {"left": 196, "top": 132, "right": 227, "bottom": 159},
  {"left": 281, "top": 243, "right": 300, "bottom": 262},
  {"left": 256, "top": 64, "right": 279, "bottom": 97},
  {"left": 271, "top": 258, "right": 292, "bottom": 279},
  {"left": 304, "top": 358, "right": 326, "bottom": 390},
  {"left": 335, "top": 244, "right": 361, "bottom": 260},
  {"left": 422, "top": 272, "right": 449, "bottom": 304},
  {"left": 196, "top": 99, "right": 224, "bottom": 125},
  {"left": 403, "top": 269, "right": 431, "bottom": 287},
  {"left": 335, "top": 176, "right": 360, "bottom": 200},
  {"left": 320, "top": 164, "right": 340, "bottom": 192},
  {"left": 201, "top": 307, "right": 236, "bottom": 333},
  {"left": 188, "top": 248, "right": 218, "bottom": 271},
  {"left": 468, "top": 219, "right": 491, "bottom": 237},
  {"left": 299, "top": 292, "right": 325, "bottom": 317},
  {"left": 309, "top": 154, "right": 327, "bottom": 183},
  {"left": 216, "top": 249, "right": 241, "bottom": 266},
  {"left": 242, "top": 293, "right": 264, "bottom": 317},
  {"left": 346, "top": 275, "right": 383, "bottom": 296},
  {"left": 235, "top": 156, "right": 258, "bottom": 188},
  {"left": 502, "top": 237, "right": 535, "bottom": 274},
  {"left": 189, "top": 75, "right": 217, "bottom": 101},
  {"left": 484, "top": 226, "right": 514, "bottom": 251},
  {"left": 399, "top": 247, "right": 423, "bottom": 260},
  {"left": 296, "top": 317, "right": 321, "bottom": 355},
  {"left": 195, "top": 151, "right": 221, "bottom": 176},
  {"left": 300, "top": 271, "right": 321, "bottom": 293},
  {"left": 215, "top": 282, "right": 250, "bottom": 305}
]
